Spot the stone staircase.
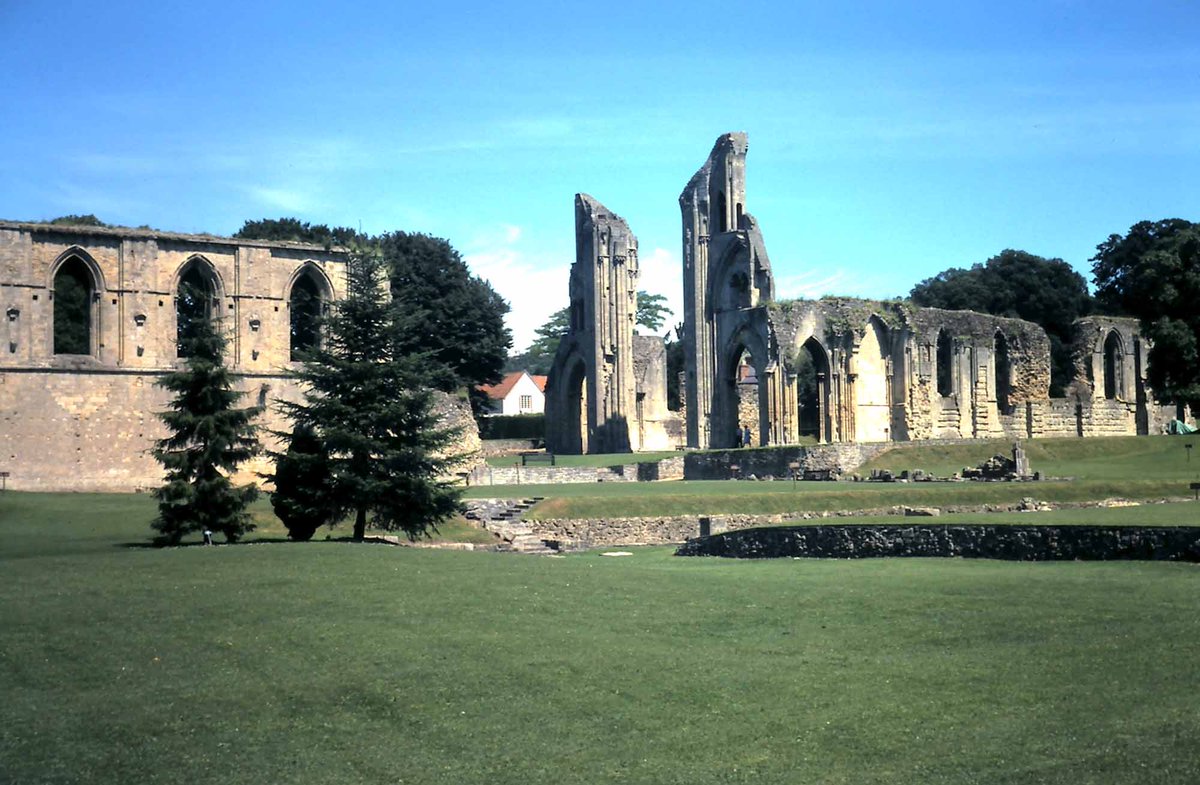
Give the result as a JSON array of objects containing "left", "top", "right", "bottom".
[
  {"left": 463, "top": 497, "right": 559, "bottom": 554},
  {"left": 935, "top": 401, "right": 961, "bottom": 438}
]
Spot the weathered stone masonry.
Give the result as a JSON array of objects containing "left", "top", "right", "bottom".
[
  {"left": 544, "top": 195, "right": 672, "bottom": 454},
  {"left": 676, "top": 134, "right": 1177, "bottom": 450},
  {"left": 0, "top": 221, "right": 347, "bottom": 491}
]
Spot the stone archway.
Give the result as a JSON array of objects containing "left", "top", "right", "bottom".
[
  {"left": 795, "top": 336, "right": 831, "bottom": 442},
  {"left": 853, "top": 317, "right": 891, "bottom": 442},
  {"left": 51, "top": 255, "right": 95, "bottom": 355},
  {"left": 175, "top": 257, "right": 222, "bottom": 358},
  {"left": 1103, "top": 330, "right": 1125, "bottom": 400}
]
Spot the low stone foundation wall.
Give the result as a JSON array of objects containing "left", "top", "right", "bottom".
[
  {"left": 467, "top": 464, "right": 639, "bottom": 486},
  {"left": 479, "top": 439, "right": 542, "bottom": 457},
  {"left": 529, "top": 514, "right": 774, "bottom": 548},
  {"left": 676, "top": 524, "right": 1200, "bottom": 561},
  {"left": 637, "top": 456, "right": 684, "bottom": 481},
  {"left": 683, "top": 443, "right": 889, "bottom": 480}
]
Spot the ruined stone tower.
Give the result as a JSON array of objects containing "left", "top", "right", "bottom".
[
  {"left": 681, "top": 132, "right": 780, "bottom": 448},
  {"left": 544, "top": 194, "right": 640, "bottom": 454}
]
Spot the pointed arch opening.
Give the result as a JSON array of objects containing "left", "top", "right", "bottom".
[
  {"left": 1103, "top": 330, "right": 1124, "bottom": 400},
  {"left": 176, "top": 258, "right": 219, "bottom": 358},
  {"left": 288, "top": 267, "right": 329, "bottom": 360},
  {"left": 795, "top": 337, "right": 831, "bottom": 442},
  {"left": 995, "top": 332, "right": 1013, "bottom": 414},
  {"left": 563, "top": 356, "right": 588, "bottom": 454},
  {"left": 52, "top": 256, "right": 95, "bottom": 355},
  {"left": 854, "top": 318, "right": 891, "bottom": 441},
  {"left": 724, "top": 344, "right": 760, "bottom": 448},
  {"left": 936, "top": 329, "right": 953, "bottom": 397}
]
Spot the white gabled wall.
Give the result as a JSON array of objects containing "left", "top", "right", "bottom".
[{"left": 500, "top": 372, "right": 545, "bottom": 415}]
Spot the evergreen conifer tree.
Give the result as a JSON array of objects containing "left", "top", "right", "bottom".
[
  {"left": 275, "top": 251, "right": 464, "bottom": 541},
  {"left": 268, "top": 424, "right": 339, "bottom": 541},
  {"left": 152, "top": 306, "right": 261, "bottom": 544}
]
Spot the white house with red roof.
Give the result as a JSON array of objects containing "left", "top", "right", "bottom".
[{"left": 478, "top": 371, "right": 547, "bottom": 415}]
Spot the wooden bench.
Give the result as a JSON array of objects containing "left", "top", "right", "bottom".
[{"left": 520, "top": 452, "right": 556, "bottom": 466}]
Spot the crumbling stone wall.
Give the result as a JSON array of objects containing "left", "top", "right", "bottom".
[
  {"left": 545, "top": 195, "right": 674, "bottom": 454},
  {"left": 632, "top": 334, "right": 674, "bottom": 450},
  {"left": 676, "top": 524, "right": 1200, "bottom": 561},
  {"left": 673, "top": 133, "right": 1168, "bottom": 448},
  {"left": 0, "top": 221, "right": 480, "bottom": 492},
  {"left": 0, "top": 222, "right": 354, "bottom": 491}
]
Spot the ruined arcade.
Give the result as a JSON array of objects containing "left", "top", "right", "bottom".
[{"left": 546, "top": 132, "right": 1177, "bottom": 454}]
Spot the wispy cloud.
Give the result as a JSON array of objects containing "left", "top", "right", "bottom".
[
  {"left": 245, "top": 185, "right": 312, "bottom": 213},
  {"left": 775, "top": 269, "right": 856, "bottom": 300}
]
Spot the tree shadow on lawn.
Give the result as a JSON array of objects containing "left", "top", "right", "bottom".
[{"left": 115, "top": 534, "right": 439, "bottom": 549}]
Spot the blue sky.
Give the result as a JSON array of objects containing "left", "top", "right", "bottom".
[{"left": 2, "top": 1, "right": 1197, "bottom": 350}]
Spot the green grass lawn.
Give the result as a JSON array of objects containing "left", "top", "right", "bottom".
[
  {"left": 0, "top": 492, "right": 498, "bottom": 552},
  {"left": 2, "top": 493, "right": 1199, "bottom": 784},
  {"left": 862, "top": 434, "right": 1200, "bottom": 481},
  {"left": 466, "top": 436, "right": 1200, "bottom": 520}
]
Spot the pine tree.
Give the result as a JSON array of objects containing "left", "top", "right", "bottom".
[
  {"left": 268, "top": 424, "right": 339, "bottom": 541},
  {"left": 275, "top": 251, "right": 465, "bottom": 542},
  {"left": 152, "top": 309, "right": 261, "bottom": 544}
]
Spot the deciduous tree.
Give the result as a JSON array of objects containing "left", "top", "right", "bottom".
[
  {"left": 509, "top": 307, "right": 569, "bottom": 376},
  {"left": 233, "top": 217, "right": 362, "bottom": 248},
  {"left": 1092, "top": 219, "right": 1200, "bottom": 413},
  {"left": 636, "top": 290, "right": 672, "bottom": 333},
  {"left": 380, "top": 231, "right": 511, "bottom": 396}
]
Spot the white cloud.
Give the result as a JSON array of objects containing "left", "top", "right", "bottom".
[
  {"left": 636, "top": 247, "right": 683, "bottom": 337},
  {"left": 462, "top": 225, "right": 569, "bottom": 353}
]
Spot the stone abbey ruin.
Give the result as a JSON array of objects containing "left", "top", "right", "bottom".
[
  {"left": 546, "top": 132, "right": 1177, "bottom": 453},
  {"left": 0, "top": 133, "right": 1183, "bottom": 491},
  {"left": 0, "top": 221, "right": 349, "bottom": 490}
]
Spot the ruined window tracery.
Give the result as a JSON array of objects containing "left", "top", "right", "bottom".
[
  {"left": 52, "top": 256, "right": 94, "bottom": 355},
  {"left": 936, "top": 330, "right": 953, "bottom": 397},
  {"left": 289, "top": 272, "right": 324, "bottom": 360},
  {"left": 1103, "top": 330, "right": 1124, "bottom": 400},
  {"left": 995, "top": 332, "right": 1013, "bottom": 414},
  {"left": 176, "top": 261, "right": 217, "bottom": 358}
]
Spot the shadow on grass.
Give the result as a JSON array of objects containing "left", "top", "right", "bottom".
[{"left": 115, "top": 534, "right": 443, "bottom": 549}]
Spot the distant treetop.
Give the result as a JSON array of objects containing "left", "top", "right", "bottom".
[
  {"left": 233, "top": 217, "right": 364, "bottom": 248},
  {"left": 46, "top": 214, "right": 109, "bottom": 227}
]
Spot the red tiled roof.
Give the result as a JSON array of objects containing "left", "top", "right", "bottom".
[
  {"left": 531, "top": 375, "right": 548, "bottom": 392},
  {"left": 478, "top": 371, "right": 526, "bottom": 400}
]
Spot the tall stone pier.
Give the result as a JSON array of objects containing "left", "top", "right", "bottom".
[{"left": 545, "top": 194, "right": 641, "bottom": 453}]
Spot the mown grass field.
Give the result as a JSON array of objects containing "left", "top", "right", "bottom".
[
  {"left": 2, "top": 491, "right": 1199, "bottom": 784},
  {"left": 465, "top": 436, "right": 1200, "bottom": 521}
]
